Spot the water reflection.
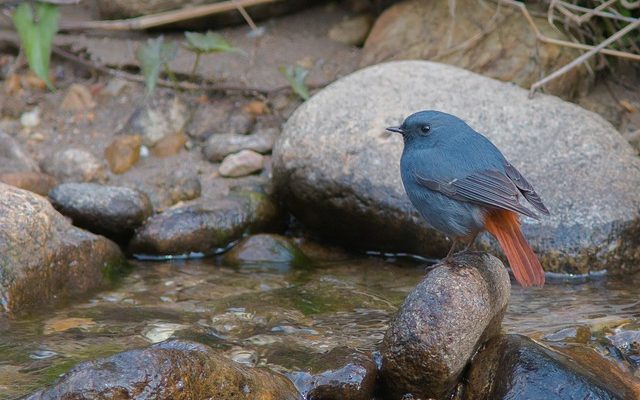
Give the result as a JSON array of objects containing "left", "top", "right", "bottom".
[{"left": 1, "top": 257, "right": 639, "bottom": 398}]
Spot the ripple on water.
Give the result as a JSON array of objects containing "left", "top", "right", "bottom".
[{"left": 1, "top": 257, "right": 639, "bottom": 398}]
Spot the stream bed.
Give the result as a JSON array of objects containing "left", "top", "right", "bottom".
[{"left": 1, "top": 256, "right": 639, "bottom": 399}]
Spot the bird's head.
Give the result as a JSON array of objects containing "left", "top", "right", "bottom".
[{"left": 386, "top": 110, "right": 466, "bottom": 147}]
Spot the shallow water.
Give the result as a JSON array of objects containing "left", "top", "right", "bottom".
[{"left": 1, "top": 256, "right": 639, "bottom": 399}]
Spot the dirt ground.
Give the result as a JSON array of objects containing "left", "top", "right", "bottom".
[{"left": 0, "top": 1, "right": 638, "bottom": 191}]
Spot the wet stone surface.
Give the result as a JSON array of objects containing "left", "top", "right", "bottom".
[
  {"left": 465, "top": 334, "right": 640, "bottom": 399},
  {"left": 25, "top": 340, "right": 301, "bottom": 400},
  {"left": 223, "top": 234, "right": 311, "bottom": 267},
  {"left": 49, "top": 183, "right": 153, "bottom": 243},
  {"left": 0, "top": 183, "right": 125, "bottom": 317},
  {"left": 381, "top": 253, "right": 510, "bottom": 399},
  {"left": 288, "top": 346, "right": 377, "bottom": 400},
  {"left": 128, "top": 189, "right": 283, "bottom": 256},
  {"left": 1, "top": 255, "right": 640, "bottom": 398}
]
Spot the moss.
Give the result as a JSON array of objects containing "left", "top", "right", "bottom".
[{"left": 101, "top": 256, "right": 132, "bottom": 285}]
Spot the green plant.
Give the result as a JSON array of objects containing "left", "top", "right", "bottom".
[
  {"left": 184, "top": 31, "right": 245, "bottom": 76},
  {"left": 278, "top": 65, "right": 310, "bottom": 101},
  {"left": 135, "top": 36, "right": 178, "bottom": 97},
  {"left": 11, "top": 1, "right": 59, "bottom": 89}
]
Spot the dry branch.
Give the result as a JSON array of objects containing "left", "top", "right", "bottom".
[
  {"left": 529, "top": 18, "right": 640, "bottom": 97},
  {"left": 59, "top": 0, "right": 278, "bottom": 31}
]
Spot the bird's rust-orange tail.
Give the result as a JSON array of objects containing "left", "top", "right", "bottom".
[{"left": 484, "top": 210, "right": 545, "bottom": 287}]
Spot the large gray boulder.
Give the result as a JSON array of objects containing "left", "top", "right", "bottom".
[{"left": 272, "top": 61, "right": 640, "bottom": 275}]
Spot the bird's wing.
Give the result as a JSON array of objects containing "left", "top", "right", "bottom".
[
  {"left": 412, "top": 169, "right": 540, "bottom": 220},
  {"left": 504, "top": 163, "right": 550, "bottom": 216}
]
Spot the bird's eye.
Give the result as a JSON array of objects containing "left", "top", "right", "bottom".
[{"left": 420, "top": 124, "right": 431, "bottom": 135}]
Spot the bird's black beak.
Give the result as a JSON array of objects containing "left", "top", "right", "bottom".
[{"left": 386, "top": 126, "right": 404, "bottom": 135}]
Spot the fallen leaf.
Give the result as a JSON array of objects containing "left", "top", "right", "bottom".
[{"left": 44, "top": 317, "right": 95, "bottom": 334}]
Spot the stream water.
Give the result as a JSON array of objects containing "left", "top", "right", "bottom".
[{"left": 1, "top": 256, "right": 639, "bottom": 399}]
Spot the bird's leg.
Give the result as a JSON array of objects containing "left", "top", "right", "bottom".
[
  {"left": 461, "top": 232, "right": 479, "bottom": 253},
  {"left": 442, "top": 239, "right": 458, "bottom": 264}
]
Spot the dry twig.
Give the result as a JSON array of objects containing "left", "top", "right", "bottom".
[
  {"left": 59, "top": 0, "right": 278, "bottom": 31},
  {"left": 500, "top": 0, "right": 640, "bottom": 97},
  {"left": 528, "top": 18, "right": 640, "bottom": 97}
]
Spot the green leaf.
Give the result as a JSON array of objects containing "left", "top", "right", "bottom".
[
  {"left": 12, "top": 2, "right": 59, "bottom": 89},
  {"left": 279, "top": 65, "right": 310, "bottom": 101},
  {"left": 136, "top": 36, "right": 177, "bottom": 97},
  {"left": 184, "top": 31, "right": 244, "bottom": 55}
]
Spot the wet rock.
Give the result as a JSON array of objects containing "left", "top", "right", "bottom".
[
  {"left": 608, "top": 328, "right": 640, "bottom": 367},
  {"left": 272, "top": 60, "right": 640, "bottom": 275},
  {"left": 219, "top": 150, "right": 264, "bottom": 177},
  {"left": 129, "top": 190, "right": 283, "bottom": 256},
  {"left": 24, "top": 340, "right": 301, "bottom": 400},
  {"left": 166, "top": 169, "right": 201, "bottom": 204},
  {"left": 0, "top": 183, "right": 124, "bottom": 317},
  {"left": 543, "top": 326, "right": 591, "bottom": 344},
  {"left": 123, "top": 95, "right": 188, "bottom": 147},
  {"left": 381, "top": 253, "right": 510, "bottom": 399},
  {"left": 41, "top": 148, "right": 107, "bottom": 183},
  {"left": 104, "top": 135, "right": 141, "bottom": 174},
  {"left": 361, "top": 0, "right": 590, "bottom": 99},
  {"left": 0, "top": 171, "right": 57, "bottom": 196},
  {"left": 288, "top": 347, "right": 377, "bottom": 400},
  {"left": 0, "top": 131, "right": 39, "bottom": 174},
  {"left": 151, "top": 131, "right": 188, "bottom": 157},
  {"left": 48, "top": 183, "right": 153, "bottom": 242},
  {"left": 223, "top": 234, "right": 310, "bottom": 267},
  {"left": 465, "top": 334, "right": 640, "bottom": 399},
  {"left": 329, "top": 15, "right": 373, "bottom": 46},
  {"left": 204, "top": 128, "right": 277, "bottom": 162}
]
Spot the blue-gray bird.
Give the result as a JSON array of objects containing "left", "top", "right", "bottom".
[{"left": 387, "top": 110, "right": 549, "bottom": 287}]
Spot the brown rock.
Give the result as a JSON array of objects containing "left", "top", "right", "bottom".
[
  {"left": 0, "top": 171, "right": 57, "bottom": 196},
  {"left": 151, "top": 132, "right": 188, "bottom": 157},
  {"left": 105, "top": 135, "right": 141, "bottom": 174},
  {"left": 361, "top": 0, "right": 591, "bottom": 99},
  {"left": 243, "top": 100, "right": 269, "bottom": 116},
  {"left": 61, "top": 84, "right": 96, "bottom": 111},
  {"left": 0, "top": 183, "right": 124, "bottom": 317},
  {"left": 381, "top": 253, "right": 510, "bottom": 399},
  {"left": 24, "top": 340, "right": 302, "bottom": 400},
  {"left": 223, "top": 234, "right": 310, "bottom": 267},
  {"left": 328, "top": 14, "right": 374, "bottom": 46}
]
